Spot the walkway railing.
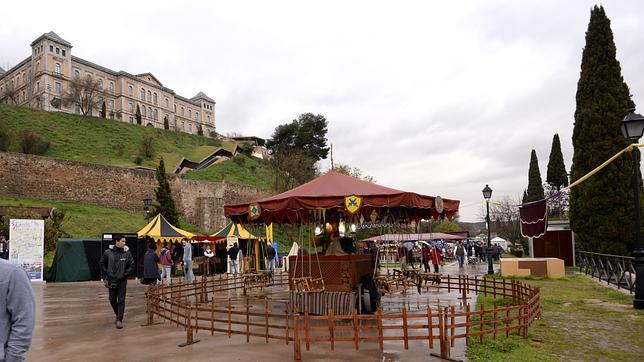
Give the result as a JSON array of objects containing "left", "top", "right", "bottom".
[
  {"left": 576, "top": 250, "right": 636, "bottom": 293},
  {"left": 143, "top": 273, "right": 540, "bottom": 360}
]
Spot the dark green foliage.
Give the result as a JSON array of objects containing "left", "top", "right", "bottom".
[
  {"left": 0, "top": 209, "right": 67, "bottom": 254},
  {"left": 239, "top": 143, "right": 254, "bottom": 156},
  {"left": 522, "top": 150, "right": 544, "bottom": 203},
  {"left": 232, "top": 154, "right": 246, "bottom": 166},
  {"left": 197, "top": 124, "right": 203, "bottom": 136},
  {"left": 101, "top": 101, "right": 106, "bottom": 118},
  {"left": 50, "top": 97, "right": 61, "bottom": 109},
  {"left": 570, "top": 6, "right": 639, "bottom": 255},
  {"left": 139, "top": 134, "right": 155, "bottom": 159},
  {"left": 20, "top": 130, "right": 50, "bottom": 155},
  {"left": 135, "top": 104, "right": 142, "bottom": 125},
  {"left": 266, "top": 113, "right": 329, "bottom": 161},
  {"left": 152, "top": 158, "right": 179, "bottom": 225},
  {"left": 546, "top": 134, "right": 568, "bottom": 189},
  {"left": 133, "top": 155, "right": 143, "bottom": 165},
  {"left": 163, "top": 116, "right": 169, "bottom": 130},
  {"left": 0, "top": 120, "right": 9, "bottom": 151}
]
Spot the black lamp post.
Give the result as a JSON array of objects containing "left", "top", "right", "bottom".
[
  {"left": 143, "top": 194, "right": 152, "bottom": 222},
  {"left": 621, "top": 108, "right": 644, "bottom": 309},
  {"left": 482, "top": 184, "right": 494, "bottom": 275}
]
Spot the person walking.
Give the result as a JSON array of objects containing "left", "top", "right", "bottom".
[
  {"left": 182, "top": 239, "right": 194, "bottom": 283},
  {"left": 142, "top": 240, "right": 160, "bottom": 286},
  {"left": 0, "top": 258, "right": 36, "bottom": 361},
  {"left": 431, "top": 244, "right": 441, "bottom": 274},
  {"left": 422, "top": 244, "right": 431, "bottom": 273},
  {"left": 455, "top": 242, "right": 466, "bottom": 268},
  {"left": 204, "top": 245, "right": 215, "bottom": 276},
  {"left": 228, "top": 242, "right": 240, "bottom": 275},
  {"left": 100, "top": 236, "right": 134, "bottom": 329},
  {"left": 265, "top": 243, "right": 276, "bottom": 273},
  {"left": 159, "top": 242, "right": 173, "bottom": 285}
]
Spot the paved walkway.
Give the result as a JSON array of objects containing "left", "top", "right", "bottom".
[{"left": 25, "top": 262, "right": 498, "bottom": 361}]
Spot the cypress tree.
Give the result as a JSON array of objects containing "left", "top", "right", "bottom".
[
  {"left": 152, "top": 157, "right": 180, "bottom": 225},
  {"left": 135, "top": 105, "right": 142, "bottom": 125},
  {"left": 523, "top": 149, "right": 544, "bottom": 203},
  {"left": 546, "top": 134, "right": 568, "bottom": 189},
  {"left": 570, "top": 5, "right": 639, "bottom": 255},
  {"left": 101, "top": 101, "right": 107, "bottom": 118},
  {"left": 163, "top": 115, "right": 169, "bottom": 130}
]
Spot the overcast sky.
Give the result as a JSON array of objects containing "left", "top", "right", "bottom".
[{"left": 2, "top": 0, "right": 644, "bottom": 222}]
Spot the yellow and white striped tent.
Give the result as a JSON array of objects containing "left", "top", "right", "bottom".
[{"left": 137, "top": 214, "right": 195, "bottom": 243}]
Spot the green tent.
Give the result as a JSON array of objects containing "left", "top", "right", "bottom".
[{"left": 47, "top": 238, "right": 97, "bottom": 282}]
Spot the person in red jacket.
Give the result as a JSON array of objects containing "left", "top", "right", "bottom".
[
  {"left": 431, "top": 244, "right": 442, "bottom": 274},
  {"left": 159, "top": 242, "right": 173, "bottom": 285},
  {"left": 422, "top": 244, "right": 431, "bottom": 272}
]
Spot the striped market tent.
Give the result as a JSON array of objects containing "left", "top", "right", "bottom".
[
  {"left": 210, "top": 222, "right": 260, "bottom": 239},
  {"left": 137, "top": 214, "right": 195, "bottom": 243}
]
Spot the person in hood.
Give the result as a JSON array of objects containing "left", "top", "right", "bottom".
[
  {"left": 100, "top": 236, "right": 134, "bottom": 329},
  {"left": 159, "top": 242, "right": 173, "bottom": 285},
  {"left": 142, "top": 239, "right": 160, "bottom": 286}
]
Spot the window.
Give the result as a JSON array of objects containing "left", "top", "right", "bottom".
[
  {"left": 16, "top": 76, "right": 20, "bottom": 84},
  {"left": 142, "top": 106, "right": 146, "bottom": 118},
  {"left": 181, "top": 121, "right": 185, "bottom": 130},
  {"left": 129, "top": 102, "right": 134, "bottom": 113},
  {"left": 195, "top": 111, "right": 199, "bottom": 120},
  {"left": 74, "top": 69, "right": 80, "bottom": 78},
  {"left": 207, "top": 115, "right": 210, "bottom": 123},
  {"left": 62, "top": 49, "right": 66, "bottom": 57},
  {"left": 147, "top": 90, "right": 151, "bottom": 102},
  {"left": 148, "top": 107, "right": 152, "bottom": 119},
  {"left": 36, "top": 61, "right": 40, "bottom": 71},
  {"left": 54, "top": 63, "right": 61, "bottom": 74},
  {"left": 128, "top": 85, "right": 133, "bottom": 96},
  {"left": 109, "top": 100, "right": 114, "bottom": 110},
  {"left": 188, "top": 109, "right": 192, "bottom": 118},
  {"left": 188, "top": 123, "right": 192, "bottom": 133},
  {"left": 22, "top": 72, "right": 26, "bottom": 83},
  {"left": 55, "top": 82, "right": 61, "bottom": 95},
  {"left": 49, "top": 45, "right": 53, "bottom": 52},
  {"left": 55, "top": 47, "right": 60, "bottom": 54},
  {"left": 181, "top": 107, "right": 184, "bottom": 116},
  {"left": 97, "top": 79, "right": 103, "bottom": 90},
  {"left": 174, "top": 104, "right": 176, "bottom": 112},
  {"left": 153, "top": 93, "right": 157, "bottom": 105},
  {"left": 154, "top": 109, "right": 158, "bottom": 120},
  {"left": 129, "top": 116, "right": 134, "bottom": 124},
  {"left": 109, "top": 82, "right": 114, "bottom": 93},
  {"left": 36, "top": 81, "right": 40, "bottom": 91},
  {"left": 140, "top": 88, "right": 145, "bottom": 100},
  {"left": 164, "top": 98, "right": 168, "bottom": 108}
]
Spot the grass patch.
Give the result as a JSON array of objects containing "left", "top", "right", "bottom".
[
  {"left": 184, "top": 154, "right": 274, "bottom": 191},
  {"left": 466, "top": 274, "right": 644, "bottom": 361}
]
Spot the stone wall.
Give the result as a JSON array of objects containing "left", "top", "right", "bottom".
[{"left": 0, "top": 152, "right": 266, "bottom": 231}]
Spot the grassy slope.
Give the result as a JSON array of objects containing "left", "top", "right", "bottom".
[
  {"left": 0, "top": 104, "right": 235, "bottom": 170},
  {"left": 467, "top": 274, "right": 644, "bottom": 361}
]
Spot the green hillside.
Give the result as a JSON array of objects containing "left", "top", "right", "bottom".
[
  {"left": 0, "top": 104, "right": 229, "bottom": 168},
  {"left": 184, "top": 154, "right": 274, "bottom": 190}
]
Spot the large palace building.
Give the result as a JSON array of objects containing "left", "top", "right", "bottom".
[{"left": 0, "top": 31, "right": 216, "bottom": 136}]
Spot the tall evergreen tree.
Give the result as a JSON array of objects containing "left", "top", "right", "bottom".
[
  {"left": 101, "top": 101, "right": 107, "bottom": 118},
  {"left": 163, "top": 115, "right": 169, "bottom": 130},
  {"left": 135, "top": 105, "right": 142, "bottom": 125},
  {"left": 523, "top": 149, "right": 544, "bottom": 203},
  {"left": 546, "top": 134, "right": 568, "bottom": 189},
  {"left": 152, "top": 157, "right": 179, "bottom": 225},
  {"left": 570, "top": 6, "right": 639, "bottom": 255}
]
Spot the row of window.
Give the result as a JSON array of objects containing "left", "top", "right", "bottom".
[{"left": 49, "top": 45, "right": 66, "bottom": 57}]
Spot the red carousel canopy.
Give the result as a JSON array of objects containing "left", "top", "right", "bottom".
[{"left": 224, "top": 170, "right": 459, "bottom": 224}]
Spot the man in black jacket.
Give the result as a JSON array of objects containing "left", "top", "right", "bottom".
[{"left": 100, "top": 236, "right": 134, "bottom": 329}]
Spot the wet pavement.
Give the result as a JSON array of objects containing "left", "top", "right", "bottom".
[{"left": 26, "top": 261, "right": 497, "bottom": 361}]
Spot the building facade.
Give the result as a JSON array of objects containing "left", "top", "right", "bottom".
[{"left": 0, "top": 32, "right": 216, "bottom": 136}]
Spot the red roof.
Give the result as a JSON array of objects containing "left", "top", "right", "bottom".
[{"left": 225, "top": 171, "right": 459, "bottom": 224}]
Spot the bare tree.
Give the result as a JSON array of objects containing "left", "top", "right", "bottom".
[
  {"left": 487, "top": 196, "right": 525, "bottom": 250},
  {"left": 62, "top": 75, "right": 105, "bottom": 116},
  {"left": 0, "top": 81, "right": 19, "bottom": 104}
]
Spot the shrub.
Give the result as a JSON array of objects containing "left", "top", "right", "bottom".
[
  {"left": 163, "top": 116, "right": 169, "bottom": 130},
  {"left": 239, "top": 143, "right": 255, "bottom": 156},
  {"left": 133, "top": 155, "right": 144, "bottom": 165},
  {"left": 0, "top": 125, "right": 9, "bottom": 151},
  {"left": 139, "top": 134, "right": 155, "bottom": 159},
  {"left": 511, "top": 249, "right": 524, "bottom": 257},
  {"left": 20, "top": 130, "right": 50, "bottom": 155},
  {"left": 232, "top": 154, "right": 246, "bottom": 166}
]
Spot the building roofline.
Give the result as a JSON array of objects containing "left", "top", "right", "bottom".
[
  {"left": 30, "top": 31, "right": 72, "bottom": 47},
  {"left": 0, "top": 57, "right": 31, "bottom": 81}
]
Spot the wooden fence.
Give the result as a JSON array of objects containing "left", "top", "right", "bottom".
[{"left": 144, "top": 273, "right": 540, "bottom": 360}]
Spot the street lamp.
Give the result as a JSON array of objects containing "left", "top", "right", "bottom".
[
  {"left": 621, "top": 108, "right": 644, "bottom": 309},
  {"left": 143, "top": 194, "right": 152, "bottom": 222},
  {"left": 482, "top": 184, "right": 494, "bottom": 275}
]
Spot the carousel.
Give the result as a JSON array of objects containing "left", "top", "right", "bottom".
[{"left": 224, "top": 170, "right": 460, "bottom": 314}]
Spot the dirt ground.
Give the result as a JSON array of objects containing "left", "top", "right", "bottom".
[{"left": 26, "top": 262, "right": 493, "bottom": 361}]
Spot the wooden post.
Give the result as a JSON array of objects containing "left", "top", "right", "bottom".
[
  {"left": 285, "top": 307, "right": 290, "bottom": 345},
  {"left": 505, "top": 306, "right": 510, "bottom": 337},
  {"left": 294, "top": 315, "right": 301, "bottom": 361},
  {"left": 211, "top": 297, "right": 215, "bottom": 336},
  {"left": 440, "top": 307, "right": 450, "bottom": 359},
  {"left": 402, "top": 307, "right": 409, "bottom": 350},
  {"left": 329, "top": 308, "right": 336, "bottom": 351},
  {"left": 479, "top": 304, "right": 484, "bottom": 343},
  {"left": 265, "top": 299, "right": 269, "bottom": 344},
  {"left": 227, "top": 298, "right": 232, "bottom": 338},
  {"left": 246, "top": 298, "right": 250, "bottom": 343},
  {"left": 304, "top": 309, "right": 310, "bottom": 351},
  {"left": 450, "top": 305, "right": 456, "bottom": 348},
  {"left": 465, "top": 304, "right": 471, "bottom": 346},
  {"left": 427, "top": 305, "right": 433, "bottom": 349},
  {"left": 377, "top": 309, "right": 384, "bottom": 352},
  {"left": 353, "top": 308, "right": 359, "bottom": 350},
  {"left": 493, "top": 302, "right": 498, "bottom": 340}
]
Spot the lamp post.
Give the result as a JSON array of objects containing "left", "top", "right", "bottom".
[
  {"left": 621, "top": 108, "right": 644, "bottom": 309},
  {"left": 143, "top": 194, "right": 152, "bottom": 222},
  {"left": 482, "top": 184, "right": 494, "bottom": 275}
]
